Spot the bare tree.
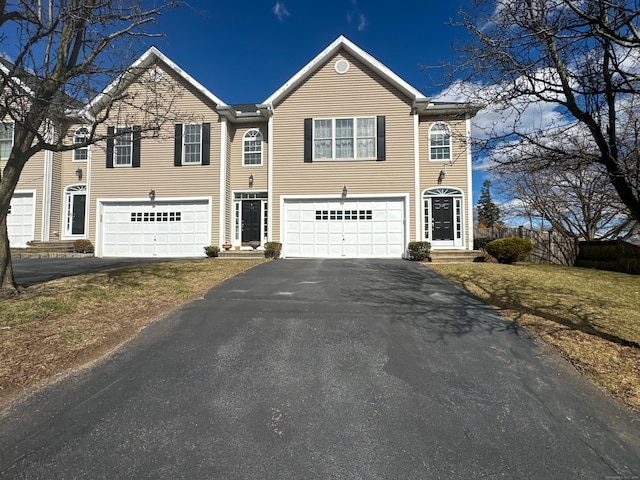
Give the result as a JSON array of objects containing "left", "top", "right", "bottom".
[
  {"left": 452, "top": 0, "right": 640, "bottom": 226},
  {"left": 0, "top": 0, "right": 183, "bottom": 295},
  {"left": 496, "top": 158, "right": 639, "bottom": 240}
]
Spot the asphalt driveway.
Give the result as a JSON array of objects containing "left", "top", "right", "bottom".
[
  {"left": 12, "top": 256, "right": 188, "bottom": 285},
  {"left": 1, "top": 259, "right": 639, "bottom": 479}
]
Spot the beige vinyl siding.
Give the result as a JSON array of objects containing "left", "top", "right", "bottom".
[
  {"left": 271, "top": 51, "right": 417, "bottom": 241},
  {"left": 229, "top": 123, "right": 268, "bottom": 192},
  {"left": 87, "top": 62, "right": 222, "bottom": 246},
  {"left": 419, "top": 118, "right": 471, "bottom": 248}
]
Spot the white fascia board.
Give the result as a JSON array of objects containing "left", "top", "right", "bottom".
[
  {"left": 82, "top": 46, "right": 227, "bottom": 116},
  {"left": 0, "top": 63, "right": 35, "bottom": 97},
  {"left": 264, "top": 35, "right": 429, "bottom": 106}
]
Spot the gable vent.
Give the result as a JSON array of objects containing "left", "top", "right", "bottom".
[{"left": 335, "top": 59, "right": 350, "bottom": 74}]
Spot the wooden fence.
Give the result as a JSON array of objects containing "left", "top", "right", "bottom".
[
  {"left": 474, "top": 226, "right": 579, "bottom": 266},
  {"left": 576, "top": 240, "right": 640, "bottom": 275}
]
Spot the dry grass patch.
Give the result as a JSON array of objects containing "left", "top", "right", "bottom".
[
  {"left": 0, "top": 259, "right": 265, "bottom": 407},
  {"left": 429, "top": 263, "right": 640, "bottom": 411}
]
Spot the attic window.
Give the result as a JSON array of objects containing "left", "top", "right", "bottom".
[
  {"left": 149, "top": 66, "right": 164, "bottom": 82},
  {"left": 335, "top": 59, "right": 350, "bottom": 74}
]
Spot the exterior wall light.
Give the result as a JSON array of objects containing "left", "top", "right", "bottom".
[
  {"left": 249, "top": 174, "right": 254, "bottom": 187},
  {"left": 437, "top": 170, "right": 446, "bottom": 184},
  {"left": 149, "top": 189, "right": 156, "bottom": 201},
  {"left": 342, "top": 185, "right": 348, "bottom": 198},
  {"left": 75, "top": 168, "right": 83, "bottom": 180}
]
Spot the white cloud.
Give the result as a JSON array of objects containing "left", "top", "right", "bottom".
[
  {"left": 347, "top": 1, "right": 367, "bottom": 31},
  {"left": 273, "top": 2, "right": 290, "bottom": 22}
]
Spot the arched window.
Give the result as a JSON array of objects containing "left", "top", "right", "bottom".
[
  {"left": 429, "top": 122, "right": 451, "bottom": 162},
  {"left": 73, "top": 127, "right": 89, "bottom": 161},
  {"left": 243, "top": 129, "right": 263, "bottom": 166}
]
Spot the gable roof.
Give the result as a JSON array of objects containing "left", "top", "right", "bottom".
[
  {"left": 82, "top": 46, "right": 227, "bottom": 119},
  {"left": 263, "top": 35, "right": 431, "bottom": 108}
]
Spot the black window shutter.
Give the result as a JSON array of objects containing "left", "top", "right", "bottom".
[
  {"left": 106, "top": 126, "right": 114, "bottom": 168},
  {"left": 202, "top": 123, "right": 210, "bottom": 166},
  {"left": 132, "top": 126, "right": 141, "bottom": 168},
  {"left": 304, "top": 118, "right": 312, "bottom": 163},
  {"left": 376, "top": 116, "right": 386, "bottom": 161},
  {"left": 174, "top": 124, "right": 183, "bottom": 166}
]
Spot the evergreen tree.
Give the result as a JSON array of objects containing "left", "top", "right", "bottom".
[{"left": 477, "top": 180, "right": 501, "bottom": 228}]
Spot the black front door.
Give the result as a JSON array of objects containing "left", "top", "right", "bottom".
[
  {"left": 242, "top": 200, "right": 261, "bottom": 243},
  {"left": 432, "top": 197, "right": 453, "bottom": 240},
  {"left": 71, "top": 194, "right": 86, "bottom": 235}
]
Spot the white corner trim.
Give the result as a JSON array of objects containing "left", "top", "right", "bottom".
[
  {"left": 413, "top": 113, "right": 420, "bottom": 242},
  {"left": 219, "top": 117, "right": 228, "bottom": 245},
  {"left": 267, "top": 115, "right": 274, "bottom": 241},
  {"left": 466, "top": 115, "right": 474, "bottom": 250}
]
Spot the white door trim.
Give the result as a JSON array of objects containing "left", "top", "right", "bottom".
[
  {"left": 95, "top": 196, "right": 212, "bottom": 257},
  {"left": 280, "top": 193, "right": 409, "bottom": 258}
]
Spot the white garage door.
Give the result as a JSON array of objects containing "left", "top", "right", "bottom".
[
  {"left": 100, "top": 200, "right": 210, "bottom": 257},
  {"left": 284, "top": 198, "right": 405, "bottom": 258},
  {"left": 8, "top": 192, "right": 35, "bottom": 248}
]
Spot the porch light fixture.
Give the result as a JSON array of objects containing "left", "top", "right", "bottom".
[
  {"left": 437, "top": 170, "right": 446, "bottom": 184},
  {"left": 149, "top": 189, "right": 156, "bottom": 201},
  {"left": 248, "top": 174, "right": 254, "bottom": 187},
  {"left": 342, "top": 185, "right": 348, "bottom": 198},
  {"left": 75, "top": 168, "right": 83, "bottom": 180}
]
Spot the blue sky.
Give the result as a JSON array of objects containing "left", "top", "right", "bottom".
[{"left": 150, "top": 1, "right": 473, "bottom": 104}]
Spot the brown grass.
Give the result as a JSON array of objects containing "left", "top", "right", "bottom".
[
  {"left": 429, "top": 262, "right": 640, "bottom": 411},
  {"left": 0, "top": 259, "right": 265, "bottom": 407}
]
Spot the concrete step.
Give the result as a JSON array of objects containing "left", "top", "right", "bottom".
[
  {"left": 25, "top": 241, "right": 77, "bottom": 252},
  {"left": 429, "top": 249, "right": 484, "bottom": 263},
  {"left": 218, "top": 249, "right": 265, "bottom": 259}
]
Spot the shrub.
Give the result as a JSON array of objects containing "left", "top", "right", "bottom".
[
  {"left": 204, "top": 245, "right": 220, "bottom": 257},
  {"left": 407, "top": 241, "right": 431, "bottom": 261},
  {"left": 473, "top": 237, "right": 495, "bottom": 251},
  {"left": 264, "top": 242, "right": 282, "bottom": 259},
  {"left": 485, "top": 237, "right": 533, "bottom": 264},
  {"left": 72, "top": 239, "right": 94, "bottom": 253}
]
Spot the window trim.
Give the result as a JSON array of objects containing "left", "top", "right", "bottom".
[
  {"left": 182, "top": 123, "right": 203, "bottom": 165},
  {"left": 428, "top": 122, "right": 452, "bottom": 162},
  {"left": 114, "top": 127, "right": 133, "bottom": 167},
  {"left": 0, "top": 122, "right": 15, "bottom": 161},
  {"left": 243, "top": 129, "right": 263, "bottom": 166},
  {"left": 312, "top": 116, "right": 378, "bottom": 161},
  {"left": 73, "top": 127, "right": 90, "bottom": 162}
]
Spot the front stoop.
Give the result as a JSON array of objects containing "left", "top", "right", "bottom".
[
  {"left": 429, "top": 249, "right": 484, "bottom": 264},
  {"left": 218, "top": 250, "right": 265, "bottom": 259}
]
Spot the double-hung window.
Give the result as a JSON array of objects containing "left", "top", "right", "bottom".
[
  {"left": 174, "top": 123, "right": 210, "bottom": 166},
  {"left": 313, "top": 117, "right": 377, "bottom": 160},
  {"left": 429, "top": 122, "right": 452, "bottom": 161},
  {"left": 243, "top": 129, "right": 263, "bottom": 165},
  {"left": 73, "top": 127, "right": 89, "bottom": 161},
  {"left": 106, "top": 125, "right": 141, "bottom": 168},
  {"left": 114, "top": 127, "right": 133, "bottom": 166},
  {"left": 183, "top": 124, "right": 202, "bottom": 164},
  {"left": 0, "top": 122, "right": 14, "bottom": 160}
]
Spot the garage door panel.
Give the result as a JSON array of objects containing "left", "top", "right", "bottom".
[
  {"left": 101, "top": 200, "right": 210, "bottom": 257},
  {"left": 8, "top": 193, "right": 35, "bottom": 248},
  {"left": 284, "top": 198, "right": 405, "bottom": 258}
]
